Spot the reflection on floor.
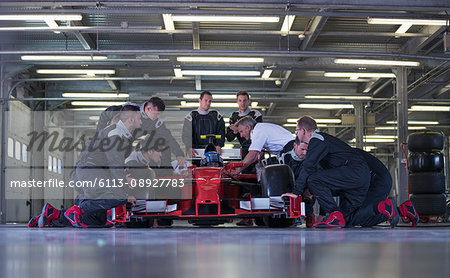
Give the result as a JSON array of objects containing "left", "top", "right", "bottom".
[{"left": 0, "top": 223, "right": 449, "bottom": 278}]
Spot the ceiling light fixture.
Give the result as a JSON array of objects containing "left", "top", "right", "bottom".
[
  {"left": 395, "top": 23, "right": 413, "bottom": 34},
  {"left": 180, "top": 102, "right": 239, "bottom": 108},
  {"left": 334, "top": 59, "right": 419, "bottom": 67},
  {"left": 261, "top": 69, "right": 273, "bottom": 79},
  {"left": 171, "top": 15, "right": 279, "bottom": 23},
  {"left": 251, "top": 102, "right": 259, "bottom": 108},
  {"left": 181, "top": 70, "right": 260, "bottom": 76},
  {"left": 298, "top": 104, "right": 354, "bottom": 109},
  {"left": 409, "top": 105, "right": 450, "bottom": 112},
  {"left": 304, "top": 95, "right": 372, "bottom": 100},
  {"left": 375, "top": 126, "right": 427, "bottom": 130},
  {"left": 62, "top": 93, "right": 129, "bottom": 98},
  {"left": 37, "top": 69, "right": 115, "bottom": 75},
  {"left": 367, "top": 18, "right": 446, "bottom": 26},
  {"left": 162, "top": 14, "right": 175, "bottom": 31},
  {"left": 173, "top": 68, "right": 183, "bottom": 77},
  {"left": 22, "top": 55, "right": 107, "bottom": 61},
  {"left": 71, "top": 101, "right": 126, "bottom": 106},
  {"left": 183, "top": 94, "right": 236, "bottom": 99},
  {"left": 386, "top": 120, "right": 439, "bottom": 125},
  {"left": 350, "top": 138, "right": 395, "bottom": 143},
  {"left": 0, "top": 14, "right": 82, "bottom": 21},
  {"left": 287, "top": 118, "right": 342, "bottom": 124},
  {"left": 324, "top": 72, "right": 396, "bottom": 79},
  {"left": 280, "top": 15, "right": 296, "bottom": 34},
  {"left": 177, "top": 57, "right": 264, "bottom": 63}
]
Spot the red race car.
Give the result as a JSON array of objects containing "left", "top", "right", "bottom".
[{"left": 113, "top": 141, "right": 305, "bottom": 228}]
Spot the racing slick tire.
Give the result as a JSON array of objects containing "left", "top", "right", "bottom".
[
  {"left": 408, "top": 152, "right": 444, "bottom": 173},
  {"left": 407, "top": 131, "right": 444, "bottom": 153},
  {"left": 410, "top": 194, "right": 446, "bottom": 216},
  {"left": 254, "top": 217, "right": 266, "bottom": 227},
  {"left": 409, "top": 172, "right": 445, "bottom": 194},
  {"left": 124, "top": 217, "right": 153, "bottom": 228},
  {"left": 263, "top": 216, "right": 295, "bottom": 228},
  {"left": 260, "top": 164, "right": 295, "bottom": 197}
]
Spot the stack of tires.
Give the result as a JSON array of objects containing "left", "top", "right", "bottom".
[{"left": 407, "top": 131, "right": 447, "bottom": 221}]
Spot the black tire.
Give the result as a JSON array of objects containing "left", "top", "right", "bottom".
[
  {"left": 410, "top": 194, "right": 446, "bottom": 216},
  {"left": 263, "top": 216, "right": 295, "bottom": 228},
  {"left": 254, "top": 217, "right": 266, "bottom": 227},
  {"left": 409, "top": 172, "right": 445, "bottom": 194},
  {"left": 157, "top": 219, "right": 173, "bottom": 227},
  {"left": 260, "top": 164, "right": 295, "bottom": 197},
  {"left": 189, "top": 219, "right": 227, "bottom": 227},
  {"left": 124, "top": 218, "right": 153, "bottom": 228},
  {"left": 407, "top": 131, "right": 444, "bottom": 152},
  {"left": 408, "top": 152, "right": 444, "bottom": 173}
]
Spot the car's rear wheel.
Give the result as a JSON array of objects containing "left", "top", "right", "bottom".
[
  {"left": 263, "top": 216, "right": 294, "bottom": 228},
  {"left": 260, "top": 164, "right": 295, "bottom": 197}
]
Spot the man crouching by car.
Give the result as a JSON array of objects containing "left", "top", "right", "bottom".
[{"left": 28, "top": 105, "right": 142, "bottom": 228}]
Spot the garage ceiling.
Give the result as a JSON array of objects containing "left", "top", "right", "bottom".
[{"left": 0, "top": 0, "right": 449, "bottom": 149}]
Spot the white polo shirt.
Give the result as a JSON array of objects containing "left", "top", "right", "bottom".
[{"left": 248, "top": 123, "right": 295, "bottom": 155}]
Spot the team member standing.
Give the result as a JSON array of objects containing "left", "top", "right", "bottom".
[
  {"left": 282, "top": 116, "right": 373, "bottom": 228},
  {"left": 182, "top": 91, "right": 226, "bottom": 157},
  {"left": 226, "top": 91, "right": 263, "bottom": 158}
]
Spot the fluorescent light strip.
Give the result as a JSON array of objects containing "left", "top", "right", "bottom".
[
  {"left": 251, "top": 102, "right": 258, "bottom": 108},
  {"left": 305, "top": 95, "right": 372, "bottom": 100},
  {"left": 62, "top": 93, "right": 129, "bottom": 98},
  {"left": 89, "top": 116, "right": 100, "bottom": 121},
  {"left": 334, "top": 59, "right": 419, "bottom": 67},
  {"left": 365, "top": 135, "right": 397, "bottom": 139},
  {"left": 173, "top": 68, "right": 183, "bottom": 77},
  {"left": 375, "top": 126, "right": 426, "bottom": 130},
  {"left": 298, "top": 104, "right": 354, "bottom": 109},
  {"left": 171, "top": 15, "right": 279, "bottom": 23},
  {"left": 280, "top": 15, "right": 296, "bottom": 33},
  {"left": 386, "top": 120, "right": 439, "bottom": 125},
  {"left": 37, "top": 69, "right": 115, "bottom": 75},
  {"left": 367, "top": 18, "right": 446, "bottom": 26},
  {"left": 71, "top": 101, "right": 126, "bottom": 106},
  {"left": 287, "top": 118, "right": 342, "bottom": 124},
  {"left": 162, "top": 14, "right": 175, "bottom": 31},
  {"left": 69, "top": 108, "right": 108, "bottom": 111},
  {"left": 183, "top": 94, "right": 236, "bottom": 99},
  {"left": 22, "top": 55, "right": 107, "bottom": 61},
  {"left": 261, "top": 69, "right": 273, "bottom": 79},
  {"left": 177, "top": 57, "right": 264, "bottom": 63},
  {"left": 0, "top": 14, "right": 82, "bottom": 21},
  {"left": 44, "top": 19, "right": 60, "bottom": 34},
  {"left": 181, "top": 102, "right": 239, "bottom": 108},
  {"left": 395, "top": 23, "right": 413, "bottom": 34},
  {"left": 409, "top": 105, "right": 450, "bottom": 112},
  {"left": 324, "top": 72, "right": 396, "bottom": 79},
  {"left": 350, "top": 138, "right": 395, "bottom": 143},
  {"left": 181, "top": 70, "right": 260, "bottom": 76}
]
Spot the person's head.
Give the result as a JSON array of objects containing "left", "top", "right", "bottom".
[
  {"left": 236, "top": 91, "right": 250, "bottom": 112},
  {"left": 120, "top": 104, "right": 142, "bottom": 132},
  {"left": 296, "top": 116, "right": 317, "bottom": 144},
  {"left": 140, "top": 134, "right": 162, "bottom": 164},
  {"left": 235, "top": 115, "right": 257, "bottom": 140},
  {"left": 144, "top": 97, "right": 165, "bottom": 120},
  {"left": 199, "top": 91, "right": 213, "bottom": 111},
  {"left": 293, "top": 136, "right": 308, "bottom": 159}
]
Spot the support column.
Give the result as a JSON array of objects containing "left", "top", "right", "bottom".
[
  {"left": 354, "top": 102, "right": 364, "bottom": 149},
  {"left": 0, "top": 59, "right": 6, "bottom": 223},
  {"left": 393, "top": 67, "right": 409, "bottom": 204}
]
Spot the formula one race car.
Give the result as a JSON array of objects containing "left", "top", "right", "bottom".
[{"left": 113, "top": 136, "right": 304, "bottom": 228}]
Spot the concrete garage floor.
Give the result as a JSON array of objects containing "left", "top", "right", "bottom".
[{"left": 0, "top": 223, "right": 449, "bottom": 278}]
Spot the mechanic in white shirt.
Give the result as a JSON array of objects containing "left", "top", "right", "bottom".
[{"left": 235, "top": 115, "right": 294, "bottom": 170}]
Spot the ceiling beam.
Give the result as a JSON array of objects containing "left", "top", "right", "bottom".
[
  {"left": 299, "top": 15, "right": 328, "bottom": 50},
  {"left": 69, "top": 21, "right": 96, "bottom": 50},
  {"left": 402, "top": 25, "right": 446, "bottom": 54},
  {"left": 280, "top": 70, "right": 294, "bottom": 91}
]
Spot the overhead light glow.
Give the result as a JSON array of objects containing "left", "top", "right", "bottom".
[
  {"left": 409, "top": 105, "right": 450, "bottom": 112},
  {"left": 334, "top": 59, "right": 419, "bottom": 67},
  {"left": 386, "top": 120, "right": 439, "bottom": 125},
  {"left": 181, "top": 102, "right": 239, "bottom": 108},
  {"left": 298, "top": 104, "right": 354, "bottom": 109},
  {"left": 280, "top": 15, "right": 296, "bottom": 33},
  {"left": 22, "top": 55, "right": 107, "bottom": 61},
  {"left": 305, "top": 95, "right": 372, "bottom": 100},
  {"left": 251, "top": 102, "right": 258, "bottom": 108},
  {"left": 71, "top": 101, "right": 126, "bottom": 106},
  {"left": 177, "top": 57, "right": 264, "bottom": 63},
  {"left": 62, "top": 93, "right": 129, "bottom": 98},
  {"left": 375, "top": 126, "right": 427, "bottom": 130},
  {"left": 37, "top": 69, "right": 115, "bottom": 75},
  {"left": 395, "top": 23, "right": 413, "bottom": 34},
  {"left": 350, "top": 138, "right": 395, "bottom": 143},
  {"left": 261, "top": 69, "right": 273, "bottom": 79},
  {"left": 181, "top": 70, "right": 260, "bottom": 76},
  {"left": 173, "top": 68, "right": 183, "bottom": 77},
  {"left": 324, "top": 72, "right": 396, "bottom": 79},
  {"left": 183, "top": 94, "right": 236, "bottom": 99},
  {"left": 287, "top": 118, "right": 342, "bottom": 124},
  {"left": 89, "top": 116, "right": 100, "bottom": 121},
  {"left": 162, "top": 14, "right": 175, "bottom": 31},
  {"left": 367, "top": 18, "right": 446, "bottom": 26},
  {"left": 171, "top": 15, "right": 279, "bottom": 23},
  {"left": 0, "top": 14, "right": 82, "bottom": 21}
]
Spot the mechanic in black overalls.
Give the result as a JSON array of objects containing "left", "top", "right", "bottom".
[
  {"left": 33, "top": 105, "right": 141, "bottom": 228},
  {"left": 96, "top": 97, "right": 186, "bottom": 168},
  {"left": 182, "top": 91, "right": 225, "bottom": 160},
  {"left": 282, "top": 116, "right": 371, "bottom": 228},
  {"left": 347, "top": 148, "right": 419, "bottom": 227},
  {"left": 279, "top": 137, "right": 316, "bottom": 228}
]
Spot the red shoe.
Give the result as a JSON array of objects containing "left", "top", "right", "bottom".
[
  {"left": 399, "top": 200, "right": 420, "bottom": 227},
  {"left": 38, "top": 203, "right": 61, "bottom": 228},
  {"left": 377, "top": 197, "right": 399, "bottom": 228},
  {"left": 28, "top": 214, "right": 40, "bottom": 228},
  {"left": 305, "top": 213, "right": 315, "bottom": 228},
  {"left": 64, "top": 206, "right": 87, "bottom": 228},
  {"left": 314, "top": 211, "right": 345, "bottom": 228},
  {"left": 236, "top": 218, "right": 254, "bottom": 226}
]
